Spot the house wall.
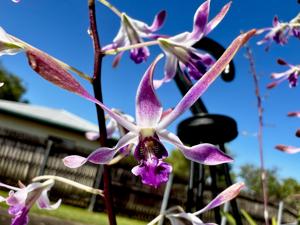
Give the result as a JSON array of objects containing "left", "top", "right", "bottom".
[{"left": 0, "top": 113, "right": 99, "bottom": 151}]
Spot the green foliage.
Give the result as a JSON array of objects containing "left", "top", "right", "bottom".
[
  {"left": 0, "top": 63, "right": 27, "bottom": 102},
  {"left": 166, "top": 149, "right": 190, "bottom": 179},
  {"left": 221, "top": 211, "right": 237, "bottom": 225},
  {"left": 240, "top": 164, "right": 300, "bottom": 209},
  {"left": 241, "top": 209, "right": 257, "bottom": 225}
]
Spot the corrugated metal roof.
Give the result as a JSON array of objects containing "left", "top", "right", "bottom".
[{"left": 0, "top": 99, "right": 99, "bottom": 133}]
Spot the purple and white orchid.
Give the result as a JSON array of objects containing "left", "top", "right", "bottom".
[
  {"left": 154, "top": 0, "right": 231, "bottom": 88},
  {"left": 62, "top": 30, "right": 255, "bottom": 187},
  {"left": 148, "top": 182, "right": 245, "bottom": 225},
  {"left": 0, "top": 24, "right": 254, "bottom": 187},
  {"left": 257, "top": 13, "right": 300, "bottom": 48},
  {"left": 0, "top": 179, "right": 61, "bottom": 225},
  {"left": 267, "top": 59, "right": 300, "bottom": 89},
  {"left": 101, "top": 0, "right": 166, "bottom": 66}
]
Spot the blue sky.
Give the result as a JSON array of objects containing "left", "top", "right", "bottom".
[{"left": 0, "top": 0, "right": 300, "bottom": 182}]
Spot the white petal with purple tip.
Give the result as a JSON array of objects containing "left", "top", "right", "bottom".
[
  {"left": 158, "top": 30, "right": 256, "bottom": 129},
  {"left": 158, "top": 130, "right": 233, "bottom": 165},
  {"left": 63, "top": 132, "right": 137, "bottom": 168},
  {"left": 136, "top": 54, "right": 163, "bottom": 127}
]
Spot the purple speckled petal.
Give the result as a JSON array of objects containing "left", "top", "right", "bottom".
[
  {"left": 189, "top": 0, "right": 210, "bottom": 42},
  {"left": 25, "top": 48, "right": 138, "bottom": 132},
  {"left": 158, "top": 30, "right": 256, "bottom": 129},
  {"left": 158, "top": 130, "right": 232, "bottom": 165},
  {"left": 205, "top": 2, "right": 231, "bottom": 35},
  {"left": 132, "top": 159, "right": 172, "bottom": 188},
  {"left": 63, "top": 132, "right": 137, "bottom": 168},
  {"left": 195, "top": 182, "right": 245, "bottom": 215},
  {"left": 276, "top": 145, "right": 300, "bottom": 154},
  {"left": 167, "top": 212, "right": 204, "bottom": 225},
  {"left": 136, "top": 54, "right": 163, "bottom": 127}
]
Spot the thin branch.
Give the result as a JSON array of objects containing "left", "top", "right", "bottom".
[
  {"left": 88, "top": 1, "right": 117, "bottom": 225},
  {"left": 245, "top": 45, "right": 269, "bottom": 225}
]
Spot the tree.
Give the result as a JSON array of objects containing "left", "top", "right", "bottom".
[
  {"left": 239, "top": 164, "right": 300, "bottom": 209},
  {"left": 0, "top": 63, "right": 27, "bottom": 102}
]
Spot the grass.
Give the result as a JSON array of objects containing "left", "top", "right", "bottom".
[{"left": 0, "top": 190, "right": 146, "bottom": 225}]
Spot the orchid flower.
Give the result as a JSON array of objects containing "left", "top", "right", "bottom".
[
  {"left": 148, "top": 182, "right": 245, "bottom": 225},
  {"left": 0, "top": 179, "right": 61, "bottom": 225},
  {"left": 267, "top": 59, "right": 300, "bottom": 89},
  {"left": 257, "top": 13, "right": 300, "bottom": 48},
  {"left": 154, "top": 0, "right": 231, "bottom": 88},
  {"left": 62, "top": 30, "right": 255, "bottom": 187},
  {"left": 1, "top": 25, "right": 254, "bottom": 187},
  {"left": 100, "top": 0, "right": 166, "bottom": 66}
]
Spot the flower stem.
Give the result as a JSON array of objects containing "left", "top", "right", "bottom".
[
  {"left": 97, "top": 0, "right": 122, "bottom": 18},
  {"left": 245, "top": 45, "right": 269, "bottom": 225},
  {"left": 103, "top": 40, "right": 159, "bottom": 55},
  {"left": 32, "top": 176, "right": 103, "bottom": 196},
  {"left": 88, "top": 1, "right": 117, "bottom": 225}
]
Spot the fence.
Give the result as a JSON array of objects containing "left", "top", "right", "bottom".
[{"left": 0, "top": 127, "right": 298, "bottom": 223}]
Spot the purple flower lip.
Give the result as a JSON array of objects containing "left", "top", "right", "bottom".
[{"left": 102, "top": 8, "right": 166, "bottom": 66}]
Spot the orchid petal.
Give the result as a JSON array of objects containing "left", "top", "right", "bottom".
[
  {"left": 194, "top": 182, "right": 245, "bottom": 215},
  {"left": 63, "top": 132, "right": 137, "bottom": 168},
  {"left": 288, "top": 111, "right": 300, "bottom": 117},
  {"left": 167, "top": 212, "right": 204, "bottom": 225},
  {"left": 154, "top": 53, "right": 178, "bottom": 89},
  {"left": 85, "top": 131, "right": 100, "bottom": 141},
  {"left": 37, "top": 189, "right": 61, "bottom": 210},
  {"left": 205, "top": 2, "right": 231, "bottom": 35},
  {"left": 148, "top": 10, "right": 167, "bottom": 32},
  {"left": 136, "top": 54, "right": 163, "bottom": 127},
  {"left": 271, "top": 70, "right": 291, "bottom": 79},
  {"left": 158, "top": 130, "right": 233, "bottom": 165},
  {"left": 189, "top": 0, "right": 210, "bottom": 42},
  {"left": 25, "top": 49, "right": 138, "bottom": 132},
  {"left": 158, "top": 30, "right": 256, "bottom": 129},
  {"left": 275, "top": 145, "right": 300, "bottom": 154},
  {"left": 11, "top": 207, "right": 29, "bottom": 225}
]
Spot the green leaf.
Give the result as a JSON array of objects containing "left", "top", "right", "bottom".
[
  {"left": 221, "top": 211, "right": 237, "bottom": 225},
  {"left": 241, "top": 209, "right": 257, "bottom": 225}
]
